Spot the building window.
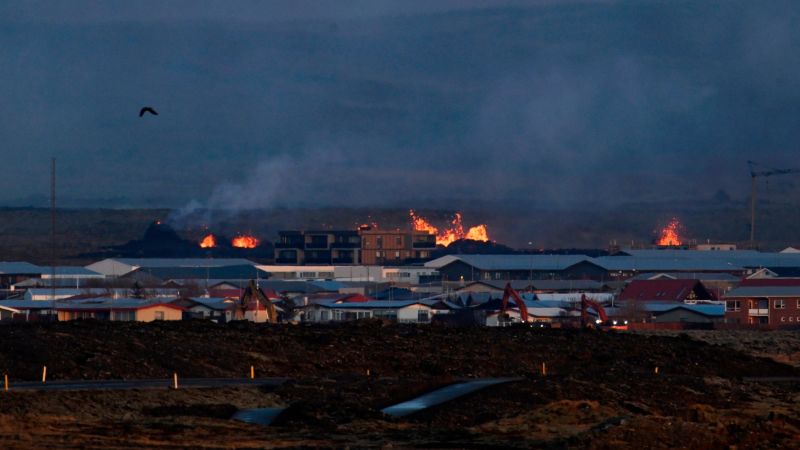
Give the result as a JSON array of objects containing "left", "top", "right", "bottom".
[
  {"left": 394, "top": 251, "right": 400, "bottom": 258},
  {"left": 417, "top": 309, "right": 430, "bottom": 322},
  {"left": 376, "top": 236, "right": 383, "bottom": 248},
  {"left": 300, "top": 272, "right": 317, "bottom": 278},
  {"left": 113, "top": 310, "right": 135, "bottom": 321},
  {"left": 726, "top": 300, "right": 741, "bottom": 312},
  {"left": 797, "top": 299, "right": 800, "bottom": 309},
  {"left": 395, "top": 236, "right": 402, "bottom": 246},
  {"left": 775, "top": 299, "right": 785, "bottom": 309},
  {"left": 154, "top": 311, "right": 165, "bottom": 320}
]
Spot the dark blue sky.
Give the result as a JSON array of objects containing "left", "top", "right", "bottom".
[{"left": 2, "top": 1, "right": 800, "bottom": 210}]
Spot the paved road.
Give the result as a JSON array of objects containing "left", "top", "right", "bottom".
[{"left": 5, "top": 377, "right": 287, "bottom": 392}]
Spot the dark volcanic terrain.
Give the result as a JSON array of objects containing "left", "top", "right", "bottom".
[{"left": 0, "top": 321, "right": 798, "bottom": 448}]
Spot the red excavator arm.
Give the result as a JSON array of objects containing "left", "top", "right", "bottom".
[
  {"left": 501, "top": 283, "right": 529, "bottom": 323},
  {"left": 580, "top": 294, "right": 608, "bottom": 325}
]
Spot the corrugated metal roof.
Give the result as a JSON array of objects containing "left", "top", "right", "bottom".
[{"left": 724, "top": 286, "right": 800, "bottom": 297}]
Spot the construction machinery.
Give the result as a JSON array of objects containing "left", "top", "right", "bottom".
[
  {"left": 236, "top": 280, "right": 278, "bottom": 323},
  {"left": 748, "top": 160, "right": 800, "bottom": 247},
  {"left": 580, "top": 294, "right": 627, "bottom": 330},
  {"left": 499, "top": 283, "right": 529, "bottom": 324}
]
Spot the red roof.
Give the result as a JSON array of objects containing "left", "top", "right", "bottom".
[
  {"left": 620, "top": 279, "right": 714, "bottom": 301},
  {"left": 739, "top": 278, "right": 800, "bottom": 287},
  {"left": 334, "top": 293, "right": 372, "bottom": 303}
]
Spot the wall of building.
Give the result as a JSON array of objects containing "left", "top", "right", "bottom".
[
  {"left": 725, "top": 297, "right": 800, "bottom": 326},
  {"left": 136, "top": 306, "right": 182, "bottom": 321}
]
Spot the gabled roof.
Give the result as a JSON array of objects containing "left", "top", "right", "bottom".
[
  {"left": 724, "top": 286, "right": 800, "bottom": 298},
  {"left": 619, "top": 279, "right": 714, "bottom": 301}
]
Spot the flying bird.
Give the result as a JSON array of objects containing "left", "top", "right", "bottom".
[{"left": 139, "top": 107, "right": 158, "bottom": 117}]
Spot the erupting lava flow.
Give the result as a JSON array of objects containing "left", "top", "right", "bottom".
[
  {"left": 657, "top": 218, "right": 682, "bottom": 246},
  {"left": 232, "top": 235, "right": 259, "bottom": 249},
  {"left": 199, "top": 234, "right": 216, "bottom": 248},
  {"left": 409, "top": 210, "right": 490, "bottom": 246}
]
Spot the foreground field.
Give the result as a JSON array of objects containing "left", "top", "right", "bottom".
[{"left": 0, "top": 321, "right": 798, "bottom": 448}]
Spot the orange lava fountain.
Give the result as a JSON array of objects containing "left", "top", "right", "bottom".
[
  {"left": 199, "top": 234, "right": 216, "bottom": 248},
  {"left": 409, "top": 210, "right": 490, "bottom": 246},
  {"left": 657, "top": 218, "right": 682, "bottom": 246},
  {"left": 232, "top": 235, "right": 259, "bottom": 249}
]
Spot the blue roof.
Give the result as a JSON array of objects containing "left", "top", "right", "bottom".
[
  {"left": 627, "top": 302, "right": 725, "bottom": 316},
  {"left": 0, "top": 262, "right": 43, "bottom": 274}
]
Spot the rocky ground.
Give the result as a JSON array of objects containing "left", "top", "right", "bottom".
[{"left": 0, "top": 320, "right": 798, "bottom": 449}]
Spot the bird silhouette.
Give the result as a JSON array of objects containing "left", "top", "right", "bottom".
[{"left": 139, "top": 107, "right": 158, "bottom": 117}]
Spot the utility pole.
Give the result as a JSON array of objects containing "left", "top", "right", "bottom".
[{"left": 50, "top": 158, "right": 56, "bottom": 318}]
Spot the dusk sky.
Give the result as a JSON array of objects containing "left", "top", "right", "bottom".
[{"left": 2, "top": 0, "right": 800, "bottom": 210}]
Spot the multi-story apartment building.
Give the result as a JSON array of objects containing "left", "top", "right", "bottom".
[
  {"left": 274, "top": 230, "right": 361, "bottom": 265},
  {"left": 360, "top": 229, "right": 437, "bottom": 265}
]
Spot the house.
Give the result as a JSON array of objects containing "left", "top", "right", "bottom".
[
  {"left": 619, "top": 279, "right": 716, "bottom": 303},
  {"left": 0, "top": 300, "right": 57, "bottom": 321},
  {"left": 54, "top": 298, "right": 184, "bottom": 322},
  {"left": 300, "top": 299, "right": 450, "bottom": 323},
  {"left": 605, "top": 302, "right": 725, "bottom": 324},
  {"left": 426, "top": 255, "right": 607, "bottom": 283},
  {"left": 0, "top": 304, "right": 20, "bottom": 320},
  {"left": 484, "top": 302, "right": 578, "bottom": 327},
  {"left": 172, "top": 297, "right": 237, "bottom": 322},
  {"left": 723, "top": 286, "right": 800, "bottom": 326}
]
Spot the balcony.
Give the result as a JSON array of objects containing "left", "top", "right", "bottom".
[
  {"left": 413, "top": 242, "right": 437, "bottom": 249},
  {"left": 274, "top": 242, "right": 303, "bottom": 249},
  {"left": 748, "top": 309, "right": 769, "bottom": 316}
]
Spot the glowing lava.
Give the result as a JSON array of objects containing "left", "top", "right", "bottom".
[
  {"left": 232, "top": 235, "right": 259, "bottom": 249},
  {"left": 199, "top": 234, "right": 217, "bottom": 248},
  {"left": 657, "top": 218, "right": 682, "bottom": 246},
  {"left": 409, "top": 210, "right": 491, "bottom": 246}
]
